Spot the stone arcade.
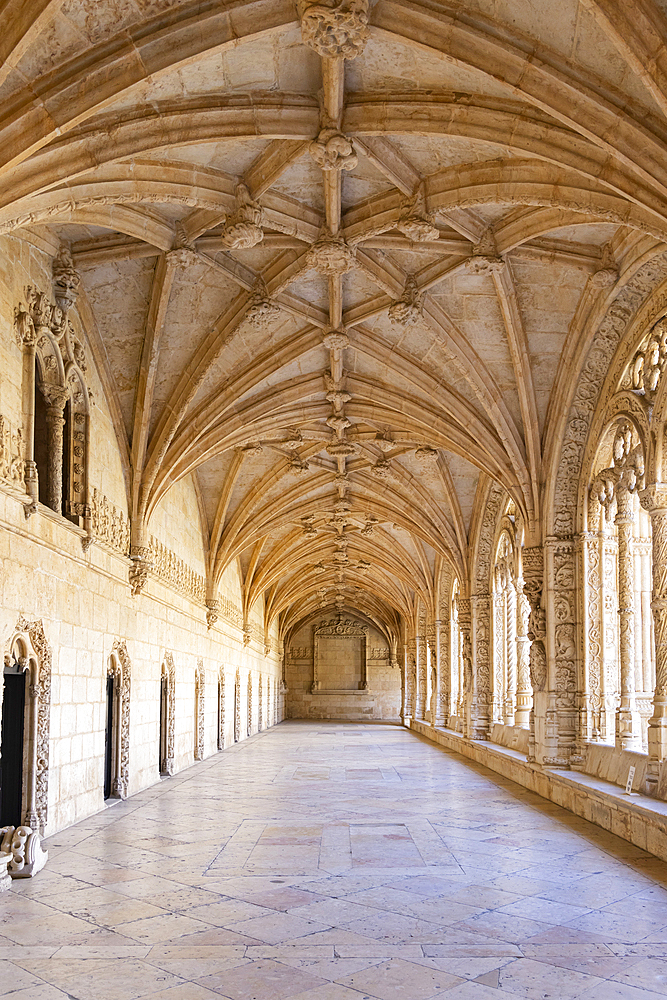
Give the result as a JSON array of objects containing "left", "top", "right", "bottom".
[{"left": 6, "top": 0, "right": 667, "bottom": 990}]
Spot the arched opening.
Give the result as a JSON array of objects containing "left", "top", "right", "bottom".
[
  {"left": 0, "top": 653, "right": 28, "bottom": 827},
  {"left": 234, "top": 670, "right": 240, "bottom": 742},
  {"left": 160, "top": 666, "right": 168, "bottom": 774},
  {"left": 33, "top": 363, "right": 49, "bottom": 508}
]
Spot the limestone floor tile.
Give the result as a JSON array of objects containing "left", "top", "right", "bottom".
[
  {"left": 7, "top": 986, "right": 71, "bottom": 1000},
  {"left": 140, "top": 889, "right": 227, "bottom": 912},
  {"left": 564, "top": 910, "right": 665, "bottom": 943},
  {"left": 336, "top": 957, "right": 463, "bottom": 999},
  {"left": 286, "top": 897, "right": 383, "bottom": 926},
  {"left": 611, "top": 957, "right": 667, "bottom": 994},
  {"left": 145, "top": 957, "right": 251, "bottom": 979},
  {"left": 405, "top": 897, "right": 486, "bottom": 925},
  {"left": 270, "top": 956, "right": 385, "bottom": 979},
  {"left": 194, "top": 958, "right": 328, "bottom": 999},
  {"left": 494, "top": 956, "right": 604, "bottom": 998},
  {"left": 111, "top": 913, "right": 214, "bottom": 945},
  {"left": 40, "top": 958, "right": 184, "bottom": 1000},
  {"left": 340, "top": 887, "right": 425, "bottom": 914},
  {"left": 241, "top": 888, "right": 327, "bottom": 911},
  {"left": 341, "top": 911, "right": 443, "bottom": 944},
  {"left": 185, "top": 900, "right": 275, "bottom": 926},
  {"left": 289, "top": 985, "right": 378, "bottom": 1000},
  {"left": 224, "top": 913, "right": 331, "bottom": 944},
  {"left": 70, "top": 898, "right": 168, "bottom": 926},
  {"left": 0, "top": 959, "right": 48, "bottom": 994},
  {"left": 134, "top": 986, "right": 224, "bottom": 1000},
  {"left": 496, "top": 897, "right": 593, "bottom": 925},
  {"left": 453, "top": 912, "right": 555, "bottom": 945},
  {"left": 573, "top": 982, "right": 666, "bottom": 999}
]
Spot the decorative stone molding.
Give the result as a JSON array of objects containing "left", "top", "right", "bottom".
[
  {"left": 522, "top": 546, "right": 547, "bottom": 693},
  {"left": 221, "top": 184, "right": 263, "bottom": 249},
  {"left": 309, "top": 128, "right": 357, "bottom": 171},
  {"left": 234, "top": 668, "right": 241, "bottom": 742},
  {"left": 6, "top": 617, "right": 52, "bottom": 832},
  {"left": 206, "top": 600, "right": 219, "bottom": 629},
  {"left": 52, "top": 245, "right": 81, "bottom": 313},
  {"left": 0, "top": 826, "right": 48, "bottom": 879},
  {"left": 631, "top": 317, "right": 667, "bottom": 400},
  {"left": 247, "top": 671, "right": 253, "bottom": 736},
  {"left": 89, "top": 488, "right": 130, "bottom": 555},
  {"left": 109, "top": 641, "right": 131, "bottom": 798},
  {"left": 194, "top": 661, "right": 205, "bottom": 761},
  {"left": 218, "top": 667, "right": 226, "bottom": 750},
  {"left": 297, "top": 0, "right": 370, "bottom": 58},
  {"left": 129, "top": 547, "right": 153, "bottom": 597},
  {"left": 306, "top": 229, "right": 355, "bottom": 274},
  {"left": 161, "top": 653, "right": 176, "bottom": 776},
  {"left": 147, "top": 536, "right": 206, "bottom": 603},
  {"left": 0, "top": 415, "right": 26, "bottom": 491}
]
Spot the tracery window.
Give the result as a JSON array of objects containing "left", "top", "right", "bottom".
[
  {"left": 15, "top": 264, "right": 89, "bottom": 525},
  {"left": 588, "top": 420, "right": 654, "bottom": 750}
]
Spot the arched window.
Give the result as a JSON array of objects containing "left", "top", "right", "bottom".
[
  {"left": 492, "top": 532, "right": 518, "bottom": 725},
  {"left": 589, "top": 420, "right": 653, "bottom": 750},
  {"left": 104, "top": 643, "right": 130, "bottom": 800},
  {"left": 234, "top": 669, "right": 241, "bottom": 742},
  {"left": 218, "top": 668, "right": 225, "bottom": 750}
]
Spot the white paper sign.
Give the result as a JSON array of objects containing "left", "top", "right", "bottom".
[{"left": 625, "top": 765, "right": 636, "bottom": 794}]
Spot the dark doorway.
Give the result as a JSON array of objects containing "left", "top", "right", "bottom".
[
  {"left": 104, "top": 673, "right": 114, "bottom": 799},
  {"left": 0, "top": 661, "right": 26, "bottom": 827},
  {"left": 159, "top": 672, "right": 167, "bottom": 774}
]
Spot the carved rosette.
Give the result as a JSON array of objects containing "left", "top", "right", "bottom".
[{"left": 297, "top": 0, "right": 370, "bottom": 58}]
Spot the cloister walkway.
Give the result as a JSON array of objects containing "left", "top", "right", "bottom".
[{"left": 3, "top": 722, "right": 667, "bottom": 999}]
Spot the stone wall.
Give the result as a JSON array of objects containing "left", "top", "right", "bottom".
[
  {"left": 0, "top": 234, "right": 282, "bottom": 838},
  {"left": 285, "top": 611, "right": 400, "bottom": 720}
]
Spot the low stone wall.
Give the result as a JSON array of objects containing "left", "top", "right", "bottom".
[
  {"left": 582, "top": 743, "right": 649, "bottom": 792},
  {"left": 489, "top": 722, "right": 530, "bottom": 754},
  {"left": 408, "top": 719, "right": 667, "bottom": 863}
]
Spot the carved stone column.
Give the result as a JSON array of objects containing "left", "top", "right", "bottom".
[
  {"left": 434, "top": 619, "right": 449, "bottom": 726},
  {"left": 522, "top": 546, "right": 545, "bottom": 763},
  {"left": 41, "top": 385, "right": 68, "bottom": 514},
  {"left": 515, "top": 586, "right": 532, "bottom": 727},
  {"left": 458, "top": 599, "right": 472, "bottom": 735},
  {"left": 469, "top": 595, "right": 491, "bottom": 740},
  {"left": 492, "top": 590, "right": 505, "bottom": 723},
  {"left": 639, "top": 485, "right": 667, "bottom": 792},
  {"left": 578, "top": 506, "right": 603, "bottom": 744},
  {"left": 415, "top": 631, "right": 427, "bottom": 719},
  {"left": 615, "top": 487, "right": 642, "bottom": 749},
  {"left": 505, "top": 583, "right": 517, "bottom": 724},
  {"left": 15, "top": 307, "right": 38, "bottom": 514},
  {"left": 404, "top": 640, "right": 416, "bottom": 718}
]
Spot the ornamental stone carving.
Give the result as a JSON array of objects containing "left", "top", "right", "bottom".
[
  {"left": 306, "top": 229, "right": 355, "bottom": 275},
  {"left": 0, "top": 826, "right": 48, "bottom": 879},
  {"left": 52, "top": 245, "right": 80, "bottom": 313},
  {"left": 297, "top": 0, "right": 370, "bottom": 58},
  {"left": 206, "top": 600, "right": 219, "bottom": 629},
  {"left": 397, "top": 215, "right": 439, "bottom": 243},
  {"left": 109, "top": 641, "right": 131, "bottom": 798},
  {"left": 309, "top": 129, "right": 357, "bottom": 171},
  {"left": 161, "top": 654, "right": 176, "bottom": 776},
  {"left": 245, "top": 286, "right": 281, "bottom": 329},
  {"left": 221, "top": 184, "right": 263, "bottom": 249},
  {"left": 195, "top": 662, "right": 205, "bottom": 761},
  {"left": 631, "top": 317, "right": 667, "bottom": 400},
  {"left": 388, "top": 275, "right": 423, "bottom": 326},
  {"left": 465, "top": 231, "right": 505, "bottom": 274}
]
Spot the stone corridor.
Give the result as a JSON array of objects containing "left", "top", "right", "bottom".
[{"left": 3, "top": 722, "right": 667, "bottom": 999}]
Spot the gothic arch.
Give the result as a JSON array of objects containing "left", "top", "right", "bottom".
[{"left": 3, "top": 616, "right": 52, "bottom": 832}]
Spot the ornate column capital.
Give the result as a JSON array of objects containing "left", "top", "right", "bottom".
[{"left": 640, "top": 483, "right": 667, "bottom": 513}]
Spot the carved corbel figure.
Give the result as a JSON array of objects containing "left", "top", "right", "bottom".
[
  {"left": 388, "top": 274, "right": 424, "bottom": 326},
  {"left": 465, "top": 230, "right": 505, "bottom": 274},
  {"left": 52, "top": 245, "right": 81, "bottom": 314},
  {"left": 206, "top": 600, "right": 219, "bottom": 630},
  {"left": 167, "top": 222, "right": 198, "bottom": 269},
  {"left": 221, "top": 184, "right": 264, "bottom": 249},
  {"left": 309, "top": 128, "right": 358, "bottom": 171},
  {"left": 590, "top": 243, "right": 619, "bottom": 288},
  {"left": 245, "top": 280, "right": 281, "bottom": 329},
  {"left": 129, "top": 545, "right": 153, "bottom": 597}
]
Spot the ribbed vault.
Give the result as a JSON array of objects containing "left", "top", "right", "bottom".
[{"left": 5, "top": 0, "right": 667, "bottom": 643}]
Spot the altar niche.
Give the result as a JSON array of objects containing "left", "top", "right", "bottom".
[{"left": 312, "top": 617, "right": 369, "bottom": 693}]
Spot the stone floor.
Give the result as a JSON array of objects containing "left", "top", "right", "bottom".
[{"left": 4, "top": 723, "right": 667, "bottom": 999}]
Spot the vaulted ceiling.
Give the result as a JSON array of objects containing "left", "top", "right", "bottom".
[{"left": 4, "top": 0, "right": 667, "bottom": 636}]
